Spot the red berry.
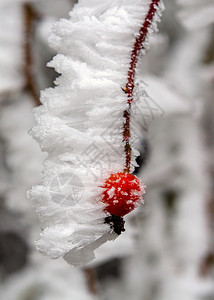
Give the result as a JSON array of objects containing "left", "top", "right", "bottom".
[{"left": 101, "top": 172, "right": 145, "bottom": 217}]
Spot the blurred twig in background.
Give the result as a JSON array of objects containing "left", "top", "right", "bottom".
[{"left": 23, "top": 3, "right": 40, "bottom": 106}]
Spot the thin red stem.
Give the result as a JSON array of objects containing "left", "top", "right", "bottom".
[{"left": 123, "top": 0, "right": 161, "bottom": 173}]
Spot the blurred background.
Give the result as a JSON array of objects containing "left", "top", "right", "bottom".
[{"left": 0, "top": 0, "right": 214, "bottom": 299}]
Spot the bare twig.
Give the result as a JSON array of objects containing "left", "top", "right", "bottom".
[
  {"left": 84, "top": 267, "right": 99, "bottom": 296},
  {"left": 199, "top": 192, "right": 214, "bottom": 277},
  {"left": 23, "top": 3, "right": 40, "bottom": 106}
]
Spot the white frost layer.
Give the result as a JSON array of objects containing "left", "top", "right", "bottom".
[
  {"left": 28, "top": 0, "right": 164, "bottom": 266},
  {"left": 177, "top": 0, "right": 214, "bottom": 30},
  {"left": 0, "top": 94, "right": 45, "bottom": 215},
  {"left": 0, "top": 254, "right": 94, "bottom": 300},
  {"left": 0, "top": 2, "right": 24, "bottom": 97}
]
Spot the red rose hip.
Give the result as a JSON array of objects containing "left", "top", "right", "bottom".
[{"left": 102, "top": 172, "right": 145, "bottom": 217}]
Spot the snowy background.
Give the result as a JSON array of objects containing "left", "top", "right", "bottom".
[{"left": 0, "top": 0, "right": 214, "bottom": 299}]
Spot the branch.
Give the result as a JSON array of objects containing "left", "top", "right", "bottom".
[
  {"left": 123, "top": 0, "right": 161, "bottom": 173},
  {"left": 23, "top": 3, "right": 40, "bottom": 106},
  {"left": 83, "top": 267, "right": 99, "bottom": 296}
]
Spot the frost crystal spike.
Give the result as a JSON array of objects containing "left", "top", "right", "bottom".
[{"left": 28, "top": 0, "right": 164, "bottom": 266}]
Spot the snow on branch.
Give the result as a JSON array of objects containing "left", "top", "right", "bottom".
[
  {"left": 177, "top": 0, "right": 214, "bottom": 30},
  {"left": 28, "top": 0, "right": 164, "bottom": 266}
]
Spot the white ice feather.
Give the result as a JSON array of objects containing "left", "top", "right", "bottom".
[{"left": 28, "top": 0, "right": 164, "bottom": 266}]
